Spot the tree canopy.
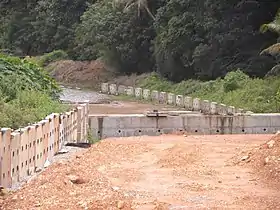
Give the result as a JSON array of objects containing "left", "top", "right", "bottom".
[{"left": 1, "top": 0, "right": 280, "bottom": 81}]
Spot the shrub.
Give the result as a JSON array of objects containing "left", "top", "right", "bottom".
[
  {"left": 137, "top": 71, "right": 280, "bottom": 113},
  {"left": 0, "top": 90, "right": 67, "bottom": 129},
  {"left": 0, "top": 53, "right": 61, "bottom": 100},
  {"left": 39, "top": 50, "right": 69, "bottom": 66}
]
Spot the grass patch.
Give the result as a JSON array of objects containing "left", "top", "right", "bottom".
[{"left": 136, "top": 71, "right": 280, "bottom": 113}]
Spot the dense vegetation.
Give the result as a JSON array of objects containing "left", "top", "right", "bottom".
[
  {"left": 138, "top": 71, "right": 280, "bottom": 113},
  {"left": 0, "top": 54, "right": 65, "bottom": 129},
  {"left": 1, "top": 0, "right": 280, "bottom": 82}
]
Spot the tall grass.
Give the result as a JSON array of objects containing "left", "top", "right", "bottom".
[{"left": 138, "top": 71, "right": 280, "bottom": 113}]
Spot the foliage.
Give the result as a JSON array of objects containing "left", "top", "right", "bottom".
[
  {"left": 0, "top": 0, "right": 93, "bottom": 56},
  {"left": 27, "top": 50, "right": 69, "bottom": 67},
  {"left": 75, "top": 0, "right": 157, "bottom": 74},
  {"left": 260, "top": 8, "right": 280, "bottom": 76},
  {"left": 153, "top": 0, "right": 280, "bottom": 81},
  {"left": 1, "top": 0, "right": 280, "bottom": 82},
  {"left": 0, "top": 90, "right": 66, "bottom": 129},
  {"left": 0, "top": 54, "right": 66, "bottom": 129},
  {"left": 138, "top": 71, "right": 280, "bottom": 113},
  {"left": 0, "top": 54, "right": 61, "bottom": 100}
]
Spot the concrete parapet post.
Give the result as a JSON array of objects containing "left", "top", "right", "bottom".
[
  {"left": 151, "top": 90, "right": 159, "bottom": 101},
  {"left": 184, "top": 96, "right": 193, "bottom": 110},
  {"left": 228, "top": 106, "right": 236, "bottom": 115},
  {"left": 76, "top": 107, "right": 82, "bottom": 143},
  {"left": 135, "top": 88, "right": 143, "bottom": 99},
  {"left": 176, "top": 95, "right": 184, "bottom": 107},
  {"left": 101, "top": 83, "right": 109, "bottom": 93},
  {"left": 109, "top": 84, "right": 117, "bottom": 95},
  {"left": 143, "top": 89, "right": 151, "bottom": 100},
  {"left": 236, "top": 108, "right": 244, "bottom": 114},
  {"left": 118, "top": 85, "right": 126, "bottom": 95},
  {"left": 27, "top": 126, "right": 37, "bottom": 175},
  {"left": 210, "top": 102, "right": 218, "bottom": 115},
  {"left": 126, "top": 86, "right": 134, "bottom": 96},
  {"left": 34, "top": 123, "right": 44, "bottom": 171},
  {"left": 193, "top": 98, "right": 201, "bottom": 111},
  {"left": 159, "top": 92, "right": 167, "bottom": 104},
  {"left": 0, "top": 128, "right": 12, "bottom": 188},
  {"left": 202, "top": 100, "right": 211, "bottom": 114},
  {"left": 167, "top": 93, "right": 176, "bottom": 105},
  {"left": 218, "top": 104, "right": 228, "bottom": 115},
  {"left": 10, "top": 132, "right": 21, "bottom": 184}
]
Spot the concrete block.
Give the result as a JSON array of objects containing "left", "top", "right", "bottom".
[
  {"left": 218, "top": 104, "right": 228, "bottom": 115},
  {"left": 11, "top": 132, "right": 20, "bottom": 184},
  {"left": 45, "top": 115, "right": 54, "bottom": 162},
  {"left": 18, "top": 128, "right": 29, "bottom": 181},
  {"left": 25, "top": 126, "right": 36, "bottom": 176},
  {"left": 228, "top": 106, "right": 236, "bottom": 115},
  {"left": 151, "top": 90, "right": 159, "bottom": 101},
  {"left": 0, "top": 128, "right": 12, "bottom": 188},
  {"left": 159, "top": 92, "right": 167, "bottom": 104},
  {"left": 126, "top": 86, "right": 134, "bottom": 96},
  {"left": 157, "top": 116, "right": 184, "bottom": 129},
  {"left": 117, "top": 85, "right": 126, "bottom": 95},
  {"left": 167, "top": 93, "right": 176, "bottom": 105},
  {"left": 34, "top": 123, "right": 44, "bottom": 170},
  {"left": 193, "top": 98, "right": 201, "bottom": 111},
  {"left": 143, "top": 89, "right": 151, "bottom": 100},
  {"left": 210, "top": 102, "right": 218, "bottom": 115},
  {"left": 101, "top": 83, "right": 109, "bottom": 93},
  {"left": 202, "top": 100, "right": 210, "bottom": 114},
  {"left": 135, "top": 88, "right": 143, "bottom": 99},
  {"left": 109, "top": 84, "right": 117, "bottom": 95},
  {"left": 176, "top": 95, "right": 184, "bottom": 107},
  {"left": 184, "top": 96, "right": 193, "bottom": 110}
]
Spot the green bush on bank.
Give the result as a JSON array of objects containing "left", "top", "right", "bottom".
[
  {"left": 138, "top": 71, "right": 280, "bottom": 113},
  {"left": 0, "top": 54, "right": 66, "bottom": 129}
]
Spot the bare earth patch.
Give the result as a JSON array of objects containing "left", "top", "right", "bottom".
[{"left": 1, "top": 135, "right": 280, "bottom": 209}]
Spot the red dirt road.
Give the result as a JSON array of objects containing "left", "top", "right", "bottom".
[{"left": 1, "top": 134, "right": 280, "bottom": 210}]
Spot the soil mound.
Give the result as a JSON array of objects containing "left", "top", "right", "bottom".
[
  {"left": 232, "top": 132, "right": 280, "bottom": 187},
  {"left": 47, "top": 59, "right": 114, "bottom": 88}
]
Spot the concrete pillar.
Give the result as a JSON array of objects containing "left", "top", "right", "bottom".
[
  {"left": 76, "top": 107, "right": 82, "bottom": 143},
  {"left": 143, "top": 89, "right": 151, "bottom": 100},
  {"left": 202, "top": 100, "right": 211, "bottom": 114},
  {"left": 228, "top": 106, "right": 236, "bottom": 115},
  {"left": 109, "top": 84, "right": 117, "bottom": 95},
  {"left": 11, "top": 131, "right": 20, "bottom": 184},
  {"left": 117, "top": 85, "right": 126, "bottom": 95},
  {"left": 34, "top": 123, "right": 44, "bottom": 171},
  {"left": 193, "top": 98, "right": 201, "bottom": 111},
  {"left": 135, "top": 88, "right": 143, "bottom": 99},
  {"left": 159, "top": 92, "right": 167, "bottom": 104},
  {"left": 101, "top": 83, "right": 109, "bottom": 93},
  {"left": 210, "top": 102, "right": 218, "bottom": 115},
  {"left": 176, "top": 95, "right": 184, "bottom": 107},
  {"left": 0, "top": 128, "right": 12, "bottom": 188},
  {"left": 151, "top": 90, "right": 159, "bottom": 101},
  {"left": 218, "top": 104, "right": 228, "bottom": 115},
  {"left": 126, "top": 86, "right": 134, "bottom": 96},
  {"left": 167, "top": 93, "right": 176, "bottom": 105},
  {"left": 184, "top": 96, "right": 193, "bottom": 110}
]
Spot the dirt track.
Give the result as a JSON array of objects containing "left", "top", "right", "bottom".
[{"left": 2, "top": 134, "right": 280, "bottom": 210}]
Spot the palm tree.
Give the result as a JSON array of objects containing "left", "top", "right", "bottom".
[
  {"left": 260, "top": 8, "right": 280, "bottom": 35},
  {"left": 113, "top": 0, "right": 156, "bottom": 20}
]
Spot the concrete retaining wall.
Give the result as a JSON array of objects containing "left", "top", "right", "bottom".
[
  {"left": 0, "top": 102, "right": 89, "bottom": 188},
  {"left": 101, "top": 83, "right": 251, "bottom": 115},
  {"left": 89, "top": 113, "right": 280, "bottom": 139}
]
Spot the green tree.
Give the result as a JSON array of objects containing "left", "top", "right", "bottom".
[{"left": 75, "top": 0, "right": 157, "bottom": 74}]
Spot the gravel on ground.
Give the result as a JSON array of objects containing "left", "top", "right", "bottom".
[{"left": 1, "top": 134, "right": 280, "bottom": 210}]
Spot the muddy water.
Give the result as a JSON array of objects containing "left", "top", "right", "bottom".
[{"left": 59, "top": 86, "right": 110, "bottom": 103}]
